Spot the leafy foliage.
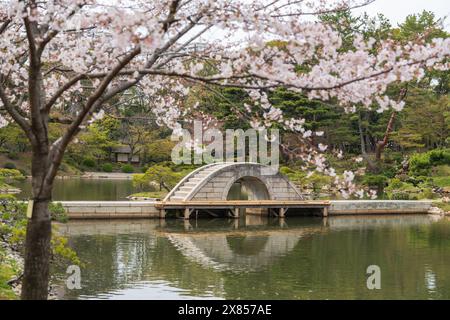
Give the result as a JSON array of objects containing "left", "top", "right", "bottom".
[
  {"left": 409, "top": 149, "right": 450, "bottom": 176},
  {"left": 0, "top": 196, "right": 78, "bottom": 265},
  {"left": 101, "top": 163, "right": 113, "bottom": 172},
  {"left": 134, "top": 164, "right": 187, "bottom": 192},
  {"left": 121, "top": 164, "right": 134, "bottom": 173}
]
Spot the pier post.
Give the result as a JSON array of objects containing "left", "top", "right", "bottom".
[
  {"left": 323, "top": 206, "right": 328, "bottom": 217},
  {"left": 159, "top": 209, "right": 166, "bottom": 219},
  {"left": 279, "top": 208, "right": 286, "bottom": 218},
  {"left": 233, "top": 208, "right": 240, "bottom": 219},
  {"left": 184, "top": 208, "right": 191, "bottom": 220},
  {"left": 184, "top": 219, "right": 192, "bottom": 230}
]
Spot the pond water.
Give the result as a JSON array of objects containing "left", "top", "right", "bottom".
[
  {"left": 53, "top": 214, "right": 450, "bottom": 300},
  {"left": 13, "top": 178, "right": 136, "bottom": 201}
]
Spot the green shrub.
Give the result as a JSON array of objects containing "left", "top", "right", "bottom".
[
  {"left": 121, "top": 164, "right": 134, "bottom": 173},
  {"left": 406, "top": 175, "right": 432, "bottom": 187},
  {"left": 362, "top": 174, "right": 388, "bottom": 190},
  {"left": 280, "top": 166, "right": 306, "bottom": 184},
  {"left": 418, "top": 188, "right": 435, "bottom": 200},
  {"left": 390, "top": 192, "right": 411, "bottom": 200},
  {"left": 409, "top": 153, "right": 431, "bottom": 176},
  {"left": 82, "top": 157, "right": 96, "bottom": 168},
  {"left": 409, "top": 150, "right": 450, "bottom": 176},
  {"left": 303, "top": 173, "right": 332, "bottom": 193},
  {"left": 50, "top": 202, "right": 68, "bottom": 223},
  {"left": 387, "top": 178, "right": 403, "bottom": 190},
  {"left": 18, "top": 168, "right": 28, "bottom": 176},
  {"left": 385, "top": 178, "right": 421, "bottom": 200},
  {"left": 59, "top": 163, "right": 69, "bottom": 172},
  {"left": 280, "top": 166, "right": 295, "bottom": 175},
  {"left": 102, "top": 163, "right": 113, "bottom": 172},
  {"left": 433, "top": 176, "right": 450, "bottom": 188},
  {"left": 7, "top": 152, "right": 19, "bottom": 160},
  {"left": 384, "top": 151, "right": 403, "bottom": 164},
  {"left": 0, "top": 168, "right": 25, "bottom": 184},
  {"left": 428, "top": 149, "right": 450, "bottom": 166},
  {"left": 432, "top": 165, "right": 450, "bottom": 177},
  {"left": 0, "top": 196, "right": 79, "bottom": 268},
  {"left": 3, "top": 162, "right": 16, "bottom": 169}
]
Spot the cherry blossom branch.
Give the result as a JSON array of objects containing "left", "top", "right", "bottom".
[
  {"left": 93, "top": 15, "right": 205, "bottom": 104},
  {"left": 154, "top": 24, "right": 212, "bottom": 69},
  {"left": 43, "top": 1, "right": 204, "bottom": 114},
  {"left": 38, "top": 2, "right": 86, "bottom": 49},
  {"left": 269, "top": 0, "right": 376, "bottom": 17},
  {"left": 46, "top": 46, "right": 142, "bottom": 184},
  {"left": 146, "top": 14, "right": 203, "bottom": 71},
  {"left": 0, "top": 84, "right": 35, "bottom": 143},
  {"left": 44, "top": 74, "right": 85, "bottom": 112},
  {"left": 89, "top": 54, "right": 442, "bottom": 91}
]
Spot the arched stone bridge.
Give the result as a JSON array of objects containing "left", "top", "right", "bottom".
[{"left": 164, "top": 162, "right": 303, "bottom": 202}]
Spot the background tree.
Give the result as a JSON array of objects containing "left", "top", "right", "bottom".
[{"left": 135, "top": 164, "right": 182, "bottom": 192}]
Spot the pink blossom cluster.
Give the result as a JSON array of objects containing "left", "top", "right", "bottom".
[{"left": 1, "top": 0, "right": 449, "bottom": 198}]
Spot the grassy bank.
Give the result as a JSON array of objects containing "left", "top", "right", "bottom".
[
  {"left": 128, "top": 191, "right": 168, "bottom": 199},
  {"left": 0, "top": 248, "right": 18, "bottom": 300},
  {"left": 434, "top": 200, "right": 450, "bottom": 214}
]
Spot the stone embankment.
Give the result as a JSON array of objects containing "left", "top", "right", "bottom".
[{"left": 60, "top": 200, "right": 434, "bottom": 219}]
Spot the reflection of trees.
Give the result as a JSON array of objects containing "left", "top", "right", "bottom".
[
  {"left": 16, "top": 179, "right": 136, "bottom": 201},
  {"left": 56, "top": 218, "right": 450, "bottom": 300},
  {"left": 148, "top": 237, "right": 225, "bottom": 298},
  {"left": 60, "top": 233, "right": 156, "bottom": 299},
  {"left": 222, "top": 224, "right": 450, "bottom": 299}
]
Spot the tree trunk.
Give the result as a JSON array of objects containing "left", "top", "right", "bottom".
[
  {"left": 358, "top": 112, "right": 366, "bottom": 155},
  {"left": 358, "top": 111, "right": 378, "bottom": 173},
  {"left": 375, "top": 88, "right": 408, "bottom": 163},
  {"left": 21, "top": 151, "right": 53, "bottom": 300},
  {"left": 375, "top": 111, "right": 396, "bottom": 162},
  {"left": 21, "top": 199, "right": 51, "bottom": 300}
]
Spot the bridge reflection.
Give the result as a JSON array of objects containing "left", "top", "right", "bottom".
[{"left": 54, "top": 214, "right": 449, "bottom": 300}]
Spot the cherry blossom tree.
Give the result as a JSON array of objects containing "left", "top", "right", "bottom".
[{"left": 0, "top": 0, "right": 449, "bottom": 299}]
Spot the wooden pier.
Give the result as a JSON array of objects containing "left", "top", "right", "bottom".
[{"left": 155, "top": 200, "right": 331, "bottom": 219}]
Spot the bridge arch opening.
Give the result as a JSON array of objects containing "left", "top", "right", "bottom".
[
  {"left": 226, "top": 235, "right": 269, "bottom": 255},
  {"left": 226, "top": 176, "right": 270, "bottom": 216},
  {"left": 226, "top": 176, "right": 270, "bottom": 201}
]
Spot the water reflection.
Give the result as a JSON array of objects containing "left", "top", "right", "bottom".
[
  {"left": 13, "top": 178, "right": 136, "bottom": 201},
  {"left": 54, "top": 215, "right": 450, "bottom": 300}
]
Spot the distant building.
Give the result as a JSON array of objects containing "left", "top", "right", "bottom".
[{"left": 111, "top": 146, "right": 139, "bottom": 163}]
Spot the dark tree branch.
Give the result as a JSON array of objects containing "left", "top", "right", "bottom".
[
  {"left": 163, "top": 0, "right": 181, "bottom": 32},
  {"left": 0, "top": 19, "right": 11, "bottom": 34}
]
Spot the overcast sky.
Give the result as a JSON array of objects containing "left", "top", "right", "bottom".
[
  {"left": 200, "top": 0, "right": 450, "bottom": 43},
  {"left": 354, "top": 0, "right": 450, "bottom": 29}
]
